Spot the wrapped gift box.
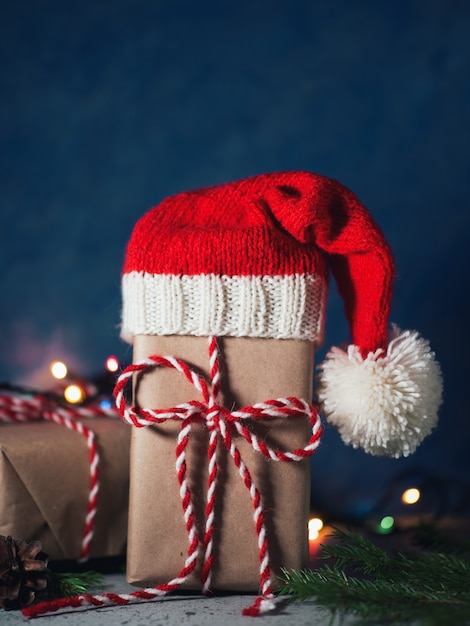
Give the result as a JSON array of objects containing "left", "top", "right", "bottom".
[
  {"left": 120, "top": 170, "right": 443, "bottom": 600},
  {"left": 0, "top": 417, "right": 130, "bottom": 560},
  {"left": 127, "top": 335, "right": 314, "bottom": 591}
]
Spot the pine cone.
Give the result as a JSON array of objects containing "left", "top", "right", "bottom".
[{"left": 0, "top": 535, "right": 51, "bottom": 610}]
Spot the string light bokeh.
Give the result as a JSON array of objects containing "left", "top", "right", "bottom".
[{"left": 49, "top": 355, "right": 120, "bottom": 405}]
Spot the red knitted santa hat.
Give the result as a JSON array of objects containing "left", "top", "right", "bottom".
[{"left": 122, "top": 171, "right": 442, "bottom": 457}]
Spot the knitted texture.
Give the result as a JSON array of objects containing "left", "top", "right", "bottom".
[
  {"left": 122, "top": 273, "right": 325, "bottom": 340},
  {"left": 121, "top": 171, "right": 394, "bottom": 355},
  {"left": 121, "top": 170, "right": 442, "bottom": 457}
]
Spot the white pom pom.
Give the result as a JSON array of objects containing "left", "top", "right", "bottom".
[{"left": 317, "top": 327, "right": 443, "bottom": 457}]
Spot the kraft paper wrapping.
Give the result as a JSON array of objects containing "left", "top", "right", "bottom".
[
  {"left": 0, "top": 418, "right": 130, "bottom": 560},
  {"left": 127, "top": 335, "right": 314, "bottom": 591}
]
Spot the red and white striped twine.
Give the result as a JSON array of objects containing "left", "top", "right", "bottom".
[
  {"left": 0, "top": 389, "right": 119, "bottom": 562},
  {"left": 23, "top": 336, "right": 323, "bottom": 619}
]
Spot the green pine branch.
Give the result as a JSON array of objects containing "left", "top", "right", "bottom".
[
  {"left": 412, "top": 524, "right": 470, "bottom": 559},
  {"left": 49, "top": 570, "right": 103, "bottom": 598},
  {"left": 278, "top": 527, "right": 470, "bottom": 626}
]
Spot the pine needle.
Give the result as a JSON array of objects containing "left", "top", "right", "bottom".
[
  {"left": 412, "top": 524, "right": 470, "bottom": 559},
  {"left": 52, "top": 570, "right": 103, "bottom": 597},
  {"left": 278, "top": 527, "right": 470, "bottom": 625}
]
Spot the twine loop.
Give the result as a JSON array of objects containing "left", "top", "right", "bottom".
[
  {"left": 113, "top": 336, "right": 322, "bottom": 615},
  {"left": 23, "top": 336, "right": 322, "bottom": 618}
]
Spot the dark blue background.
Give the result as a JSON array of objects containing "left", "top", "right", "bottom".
[{"left": 1, "top": 1, "right": 469, "bottom": 520}]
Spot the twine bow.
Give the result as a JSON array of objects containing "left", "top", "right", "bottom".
[{"left": 23, "top": 336, "right": 322, "bottom": 618}]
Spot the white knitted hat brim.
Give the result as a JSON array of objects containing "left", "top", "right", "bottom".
[{"left": 121, "top": 271, "right": 327, "bottom": 343}]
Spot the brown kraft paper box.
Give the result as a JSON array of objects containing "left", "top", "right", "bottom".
[
  {"left": 127, "top": 334, "right": 315, "bottom": 591},
  {"left": 0, "top": 417, "right": 130, "bottom": 560}
]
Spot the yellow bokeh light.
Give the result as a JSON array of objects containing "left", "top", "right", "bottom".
[
  {"left": 106, "top": 356, "right": 119, "bottom": 372},
  {"left": 401, "top": 488, "right": 421, "bottom": 505},
  {"left": 308, "top": 517, "right": 324, "bottom": 540},
  {"left": 64, "top": 384, "right": 84, "bottom": 404},
  {"left": 50, "top": 361, "right": 68, "bottom": 380}
]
